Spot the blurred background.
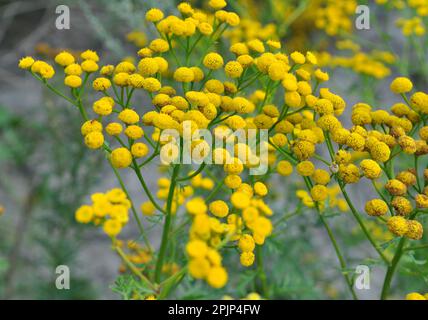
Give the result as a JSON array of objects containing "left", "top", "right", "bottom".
[{"left": 0, "top": 0, "right": 427, "bottom": 299}]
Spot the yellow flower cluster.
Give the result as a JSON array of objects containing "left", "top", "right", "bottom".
[
  {"left": 186, "top": 179, "right": 273, "bottom": 288},
  {"left": 18, "top": 0, "right": 428, "bottom": 298},
  {"left": 75, "top": 188, "right": 131, "bottom": 237}
]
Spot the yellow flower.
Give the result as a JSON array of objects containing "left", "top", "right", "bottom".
[
  {"left": 186, "top": 197, "right": 207, "bottom": 215},
  {"left": 65, "top": 63, "right": 82, "bottom": 76},
  {"left": 111, "top": 148, "right": 133, "bottom": 168},
  {"left": 311, "top": 185, "right": 328, "bottom": 202},
  {"left": 390, "top": 76, "right": 413, "bottom": 94},
  {"left": 93, "top": 77, "right": 111, "bottom": 91},
  {"left": 209, "top": 200, "right": 229, "bottom": 218},
  {"left": 106, "top": 122, "right": 123, "bottom": 136},
  {"left": 18, "top": 56, "right": 35, "bottom": 69},
  {"left": 240, "top": 251, "right": 255, "bottom": 267},
  {"left": 312, "top": 169, "right": 330, "bottom": 185},
  {"left": 81, "top": 120, "right": 102, "bottom": 136},
  {"left": 75, "top": 205, "right": 94, "bottom": 223},
  {"left": 140, "top": 201, "right": 155, "bottom": 216},
  {"left": 391, "top": 196, "right": 412, "bottom": 216},
  {"left": 103, "top": 219, "right": 122, "bottom": 237},
  {"left": 188, "top": 258, "right": 210, "bottom": 279},
  {"left": 230, "top": 192, "right": 250, "bottom": 210},
  {"left": 296, "top": 161, "right": 315, "bottom": 176},
  {"left": 145, "top": 8, "right": 164, "bottom": 22},
  {"left": 224, "top": 61, "right": 243, "bottom": 78},
  {"left": 64, "top": 75, "right": 82, "bottom": 88},
  {"left": 84, "top": 131, "right": 104, "bottom": 149},
  {"left": 238, "top": 234, "right": 255, "bottom": 252},
  {"left": 55, "top": 51, "right": 75, "bottom": 66},
  {"left": 149, "top": 38, "right": 169, "bottom": 53},
  {"left": 203, "top": 52, "right": 224, "bottom": 70},
  {"left": 284, "top": 91, "right": 302, "bottom": 108},
  {"left": 365, "top": 199, "right": 388, "bottom": 216},
  {"left": 360, "top": 159, "right": 381, "bottom": 179},
  {"left": 118, "top": 109, "right": 140, "bottom": 124},
  {"left": 385, "top": 179, "right": 407, "bottom": 196},
  {"left": 138, "top": 57, "right": 159, "bottom": 76},
  {"left": 254, "top": 182, "right": 268, "bottom": 197},
  {"left": 81, "top": 49, "right": 99, "bottom": 61},
  {"left": 208, "top": 0, "right": 227, "bottom": 10},
  {"left": 186, "top": 240, "right": 208, "bottom": 258},
  {"left": 290, "top": 51, "right": 306, "bottom": 64},
  {"left": 415, "top": 194, "right": 428, "bottom": 208},
  {"left": 405, "top": 293, "right": 426, "bottom": 300},
  {"left": 93, "top": 97, "right": 114, "bottom": 116},
  {"left": 387, "top": 216, "right": 408, "bottom": 237},
  {"left": 173, "top": 67, "right": 194, "bottom": 82},
  {"left": 81, "top": 60, "right": 99, "bottom": 73},
  {"left": 131, "top": 143, "right": 149, "bottom": 158},
  {"left": 405, "top": 220, "right": 423, "bottom": 240},
  {"left": 206, "top": 266, "right": 228, "bottom": 288},
  {"left": 224, "top": 174, "right": 242, "bottom": 189},
  {"left": 124, "top": 125, "right": 144, "bottom": 140}
]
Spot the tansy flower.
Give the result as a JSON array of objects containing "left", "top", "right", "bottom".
[
  {"left": 360, "top": 159, "right": 381, "bottom": 179},
  {"left": 290, "top": 51, "right": 305, "bottom": 64},
  {"left": 111, "top": 148, "right": 133, "bottom": 168},
  {"left": 103, "top": 219, "right": 122, "bottom": 237},
  {"left": 206, "top": 266, "right": 227, "bottom": 288},
  {"left": 141, "top": 201, "right": 155, "bottom": 216},
  {"left": 224, "top": 61, "right": 243, "bottom": 78},
  {"left": 118, "top": 109, "right": 140, "bottom": 124},
  {"left": 81, "top": 120, "right": 102, "bottom": 136},
  {"left": 131, "top": 143, "right": 149, "bottom": 158},
  {"left": 173, "top": 67, "right": 194, "bottom": 82},
  {"left": 387, "top": 216, "right": 408, "bottom": 237},
  {"left": 84, "top": 131, "right": 104, "bottom": 149},
  {"left": 203, "top": 52, "right": 224, "bottom": 70},
  {"left": 106, "top": 123, "right": 123, "bottom": 136},
  {"left": 64, "top": 75, "right": 82, "bottom": 88},
  {"left": 81, "top": 49, "right": 99, "bottom": 61},
  {"left": 65, "top": 63, "right": 82, "bottom": 76},
  {"left": 365, "top": 199, "right": 388, "bottom": 216},
  {"left": 230, "top": 191, "right": 250, "bottom": 209},
  {"left": 405, "top": 220, "right": 423, "bottom": 240},
  {"left": 80, "top": 60, "right": 98, "bottom": 73},
  {"left": 75, "top": 205, "right": 94, "bottom": 223},
  {"left": 390, "top": 76, "right": 413, "bottom": 94},
  {"left": 209, "top": 200, "right": 229, "bottom": 218},
  {"left": 240, "top": 252, "right": 255, "bottom": 267},
  {"left": 296, "top": 161, "right": 315, "bottom": 176},
  {"left": 18, "top": 56, "right": 35, "bottom": 69},
  {"left": 311, "top": 185, "right": 328, "bottom": 202},
  {"left": 145, "top": 8, "right": 164, "bottom": 22},
  {"left": 385, "top": 179, "right": 407, "bottom": 196},
  {"left": 54, "top": 51, "right": 75, "bottom": 66},
  {"left": 391, "top": 196, "right": 412, "bottom": 216},
  {"left": 92, "top": 77, "right": 111, "bottom": 91}
]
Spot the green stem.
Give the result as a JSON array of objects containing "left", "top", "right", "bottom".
[
  {"left": 154, "top": 164, "right": 180, "bottom": 283},
  {"left": 380, "top": 237, "right": 406, "bottom": 300},
  {"left": 256, "top": 245, "right": 268, "bottom": 297},
  {"left": 303, "top": 177, "right": 358, "bottom": 299},
  {"left": 132, "top": 159, "right": 166, "bottom": 214},
  {"left": 339, "top": 183, "right": 391, "bottom": 265}
]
